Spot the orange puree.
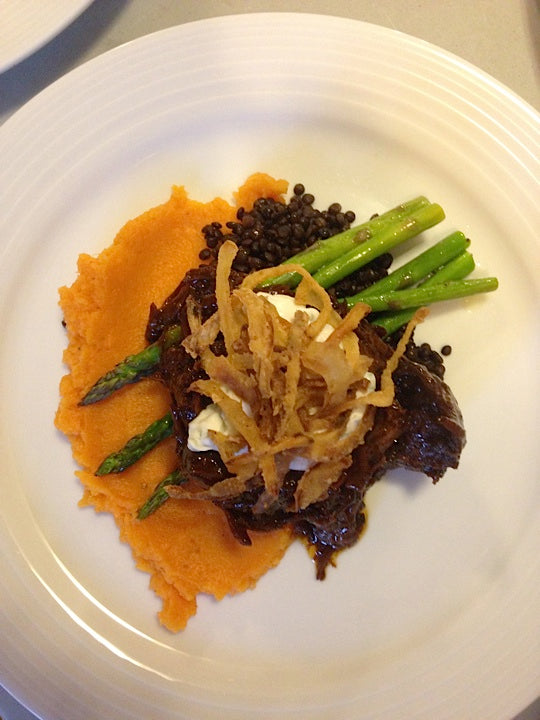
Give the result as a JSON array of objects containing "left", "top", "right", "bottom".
[{"left": 56, "top": 173, "right": 293, "bottom": 631}]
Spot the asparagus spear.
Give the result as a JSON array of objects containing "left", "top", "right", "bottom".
[
  {"left": 353, "top": 231, "right": 469, "bottom": 300},
  {"left": 80, "top": 325, "right": 182, "bottom": 406},
  {"left": 369, "top": 251, "right": 476, "bottom": 335},
  {"left": 312, "top": 202, "right": 445, "bottom": 289},
  {"left": 261, "top": 195, "right": 430, "bottom": 287},
  {"left": 137, "top": 469, "right": 187, "bottom": 519},
  {"left": 346, "top": 276, "right": 498, "bottom": 313},
  {"left": 95, "top": 412, "right": 174, "bottom": 476}
]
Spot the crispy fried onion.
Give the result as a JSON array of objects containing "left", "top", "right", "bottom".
[{"left": 168, "top": 241, "right": 426, "bottom": 511}]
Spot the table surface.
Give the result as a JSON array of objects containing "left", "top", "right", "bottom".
[{"left": 0, "top": 1, "right": 538, "bottom": 719}]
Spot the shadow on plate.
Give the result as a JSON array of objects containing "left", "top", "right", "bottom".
[{"left": 0, "top": 0, "right": 130, "bottom": 119}]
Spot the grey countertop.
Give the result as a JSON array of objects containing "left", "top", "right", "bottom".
[{"left": 1, "top": 2, "right": 538, "bottom": 719}]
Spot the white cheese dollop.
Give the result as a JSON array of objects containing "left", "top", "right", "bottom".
[
  {"left": 187, "top": 404, "right": 235, "bottom": 452},
  {"left": 188, "top": 386, "right": 250, "bottom": 452}
]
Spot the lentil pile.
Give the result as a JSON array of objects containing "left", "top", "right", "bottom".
[{"left": 200, "top": 182, "right": 447, "bottom": 377}]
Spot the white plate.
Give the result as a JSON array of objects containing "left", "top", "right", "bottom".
[
  {"left": 0, "top": 14, "right": 539, "bottom": 720},
  {"left": 0, "top": 0, "right": 93, "bottom": 73}
]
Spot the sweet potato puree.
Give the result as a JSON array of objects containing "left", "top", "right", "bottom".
[{"left": 55, "top": 173, "right": 293, "bottom": 631}]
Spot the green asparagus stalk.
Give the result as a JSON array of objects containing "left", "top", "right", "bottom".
[
  {"left": 353, "top": 231, "right": 469, "bottom": 300},
  {"left": 346, "top": 276, "right": 498, "bottom": 314},
  {"left": 312, "top": 202, "right": 445, "bottom": 289},
  {"left": 137, "top": 469, "right": 187, "bottom": 519},
  {"left": 369, "top": 251, "right": 476, "bottom": 335},
  {"left": 261, "top": 195, "right": 430, "bottom": 287},
  {"left": 80, "top": 325, "right": 182, "bottom": 406},
  {"left": 95, "top": 412, "right": 174, "bottom": 476}
]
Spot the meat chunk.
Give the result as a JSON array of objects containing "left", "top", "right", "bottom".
[
  {"left": 353, "top": 319, "right": 466, "bottom": 483},
  {"left": 150, "top": 264, "right": 466, "bottom": 578},
  {"left": 389, "top": 357, "right": 465, "bottom": 480}
]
